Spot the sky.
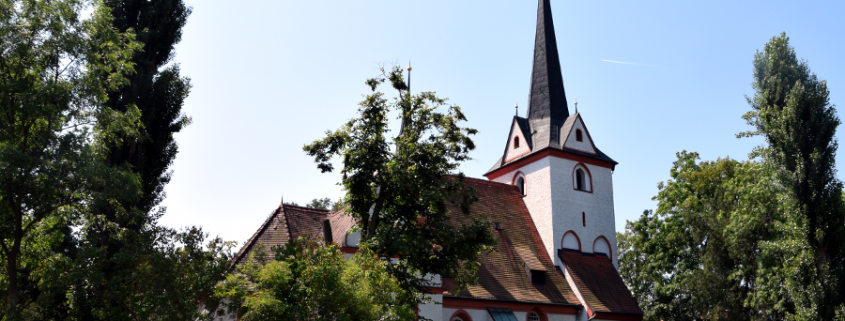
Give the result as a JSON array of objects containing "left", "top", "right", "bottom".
[{"left": 158, "top": 0, "right": 845, "bottom": 246}]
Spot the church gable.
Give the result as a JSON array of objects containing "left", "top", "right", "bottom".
[
  {"left": 561, "top": 114, "right": 597, "bottom": 154},
  {"left": 503, "top": 117, "right": 532, "bottom": 162}
]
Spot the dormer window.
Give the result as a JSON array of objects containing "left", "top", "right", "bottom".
[
  {"left": 575, "top": 169, "right": 585, "bottom": 191},
  {"left": 576, "top": 129, "right": 583, "bottom": 142},
  {"left": 530, "top": 270, "right": 546, "bottom": 286},
  {"left": 514, "top": 136, "right": 520, "bottom": 148}
]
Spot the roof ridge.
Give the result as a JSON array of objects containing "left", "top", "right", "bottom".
[{"left": 282, "top": 203, "right": 331, "bottom": 213}]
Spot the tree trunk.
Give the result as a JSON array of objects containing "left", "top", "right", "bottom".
[{"left": 5, "top": 241, "right": 19, "bottom": 320}]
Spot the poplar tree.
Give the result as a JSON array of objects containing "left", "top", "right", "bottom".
[
  {"left": 741, "top": 32, "right": 845, "bottom": 320},
  {"left": 69, "top": 1, "right": 234, "bottom": 320}
]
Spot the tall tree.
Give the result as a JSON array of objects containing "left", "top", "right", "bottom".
[
  {"left": 740, "top": 32, "right": 845, "bottom": 321},
  {"left": 101, "top": 0, "right": 192, "bottom": 216},
  {"left": 304, "top": 66, "right": 495, "bottom": 294},
  {"left": 0, "top": 0, "right": 140, "bottom": 318}
]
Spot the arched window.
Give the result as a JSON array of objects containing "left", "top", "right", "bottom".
[
  {"left": 562, "top": 231, "right": 580, "bottom": 251},
  {"left": 528, "top": 312, "right": 541, "bottom": 321},
  {"left": 573, "top": 164, "right": 592, "bottom": 192},
  {"left": 576, "top": 129, "right": 583, "bottom": 142},
  {"left": 594, "top": 236, "right": 611, "bottom": 259},
  {"left": 516, "top": 176, "right": 525, "bottom": 196},
  {"left": 575, "top": 169, "right": 585, "bottom": 191},
  {"left": 450, "top": 310, "right": 473, "bottom": 321},
  {"left": 514, "top": 136, "right": 520, "bottom": 148}
]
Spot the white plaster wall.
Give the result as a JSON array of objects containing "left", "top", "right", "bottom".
[
  {"left": 443, "top": 307, "right": 493, "bottom": 321},
  {"left": 345, "top": 230, "right": 361, "bottom": 247},
  {"left": 549, "top": 313, "right": 578, "bottom": 321},
  {"left": 563, "top": 119, "right": 596, "bottom": 154},
  {"left": 490, "top": 158, "right": 554, "bottom": 263},
  {"left": 208, "top": 301, "right": 237, "bottom": 321},
  {"left": 443, "top": 307, "right": 576, "bottom": 321},
  {"left": 550, "top": 158, "right": 618, "bottom": 268},
  {"left": 419, "top": 294, "right": 443, "bottom": 321}
]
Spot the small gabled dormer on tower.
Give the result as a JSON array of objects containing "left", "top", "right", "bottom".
[{"left": 485, "top": 0, "right": 619, "bottom": 270}]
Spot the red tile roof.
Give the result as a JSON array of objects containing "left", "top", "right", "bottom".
[
  {"left": 443, "top": 178, "right": 579, "bottom": 306},
  {"left": 232, "top": 204, "right": 338, "bottom": 267},
  {"left": 230, "top": 178, "right": 641, "bottom": 315},
  {"left": 559, "top": 250, "right": 643, "bottom": 315}
]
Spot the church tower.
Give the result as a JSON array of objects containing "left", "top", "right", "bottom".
[{"left": 484, "top": 0, "right": 619, "bottom": 268}]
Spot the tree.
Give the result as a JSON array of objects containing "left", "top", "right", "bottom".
[
  {"left": 213, "top": 237, "right": 417, "bottom": 321},
  {"left": 0, "top": 0, "right": 139, "bottom": 318},
  {"left": 304, "top": 197, "right": 342, "bottom": 211},
  {"left": 303, "top": 66, "right": 495, "bottom": 293},
  {"left": 740, "top": 32, "right": 845, "bottom": 320},
  {"left": 618, "top": 152, "right": 784, "bottom": 320}
]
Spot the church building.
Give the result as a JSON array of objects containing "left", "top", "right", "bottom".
[{"left": 230, "top": 1, "right": 643, "bottom": 320}]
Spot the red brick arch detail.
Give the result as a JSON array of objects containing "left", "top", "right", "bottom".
[
  {"left": 593, "top": 235, "right": 612, "bottom": 260},
  {"left": 571, "top": 162, "right": 594, "bottom": 193},
  {"left": 449, "top": 309, "right": 473, "bottom": 321},
  {"left": 560, "top": 230, "right": 581, "bottom": 251}
]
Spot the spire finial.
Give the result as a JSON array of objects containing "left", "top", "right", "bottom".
[
  {"left": 574, "top": 101, "right": 578, "bottom": 113},
  {"left": 407, "top": 61, "right": 411, "bottom": 95},
  {"left": 515, "top": 103, "right": 519, "bottom": 116}
]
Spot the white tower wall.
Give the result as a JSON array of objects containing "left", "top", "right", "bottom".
[{"left": 490, "top": 153, "right": 617, "bottom": 269}]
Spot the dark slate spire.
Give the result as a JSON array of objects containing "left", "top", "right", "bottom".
[{"left": 527, "top": 0, "right": 569, "bottom": 150}]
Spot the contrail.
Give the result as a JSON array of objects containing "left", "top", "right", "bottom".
[{"left": 601, "top": 59, "right": 653, "bottom": 67}]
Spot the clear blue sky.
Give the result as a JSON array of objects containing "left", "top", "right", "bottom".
[{"left": 158, "top": 0, "right": 845, "bottom": 245}]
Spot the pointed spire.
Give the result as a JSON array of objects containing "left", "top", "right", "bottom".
[
  {"left": 523, "top": 0, "right": 569, "bottom": 151},
  {"left": 527, "top": 0, "right": 569, "bottom": 124}
]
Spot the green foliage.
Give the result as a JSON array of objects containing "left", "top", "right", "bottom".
[
  {"left": 0, "top": 0, "right": 232, "bottom": 319},
  {"left": 214, "top": 237, "right": 417, "bottom": 321},
  {"left": 303, "top": 66, "right": 495, "bottom": 292},
  {"left": 0, "top": 0, "right": 140, "bottom": 318},
  {"left": 619, "top": 152, "right": 785, "bottom": 320}
]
